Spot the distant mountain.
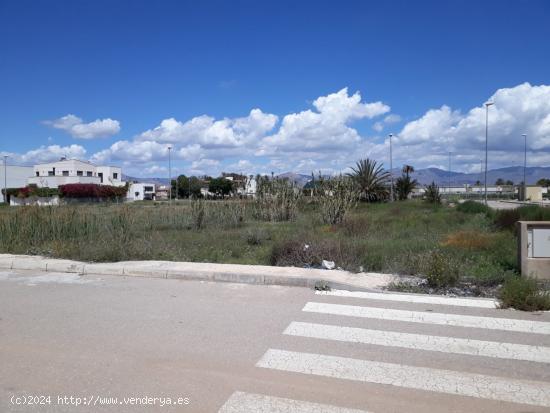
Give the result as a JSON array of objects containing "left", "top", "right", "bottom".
[
  {"left": 124, "top": 166, "right": 550, "bottom": 189},
  {"left": 408, "top": 166, "right": 550, "bottom": 186},
  {"left": 276, "top": 172, "right": 312, "bottom": 187},
  {"left": 123, "top": 175, "right": 169, "bottom": 186}
]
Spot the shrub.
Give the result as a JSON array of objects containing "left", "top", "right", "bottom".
[
  {"left": 244, "top": 228, "right": 270, "bottom": 245},
  {"left": 498, "top": 276, "right": 550, "bottom": 311},
  {"left": 493, "top": 209, "right": 520, "bottom": 231},
  {"left": 425, "top": 250, "right": 459, "bottom": 288},
  {"left": 456, "top": 200, "right": 490, "bottom": 214},
  {"left": 254, "top": 178, "right": 301, "bottom": 221},
  {"left": 318, "top": 177, "right": 358, "bottom": 225},
  {"left": 424, "top": 182, "right": 441, "bottom": 204},
  {"left": 58, "top": 183, "right": 127, "bottom": 199},
  {"left": 441, "top": 230, "right": 493, "bottom": 250},
  {"left": 190, "top": 199, "right": 206, "bottom": 230}
]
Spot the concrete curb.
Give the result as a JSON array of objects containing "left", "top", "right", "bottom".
[{"left": 0, "top": 254, "right": 396, "bottom": 292}]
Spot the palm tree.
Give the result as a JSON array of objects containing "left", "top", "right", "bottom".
[
  {"left": 402, "top": 165, "right": 415, "bottom": 178},
  {"left": 395, "top": 175, "right": 418, "bottom": 200},
  {"left": 347, "top": 159, "right": 390, "bottom": 202}
]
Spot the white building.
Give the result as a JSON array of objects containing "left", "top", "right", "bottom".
[
  {"left": 244, "top": 175, "right": 257, "bottom": 197},
  {"left": 127, "top": 183, "right": 156, "bottom": 201},
  {"left": 1, "top": 165, "right": 34, "bottom": 203},
  {"left": 27, "top": 159, "right": 124, "bottom": 188}
]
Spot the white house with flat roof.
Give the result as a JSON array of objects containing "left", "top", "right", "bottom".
[
  {"left": 127, "top": 183, "right": 156, "bottom": 201},
  {"left": 27, "top": 158, "right": 124, "bottom": 188}
]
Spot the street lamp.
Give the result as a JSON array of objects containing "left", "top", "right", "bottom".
[
  {"left": 521, "top": 133, "right": 527, "bottom": 201},
  {"left": 484, "top": 101, "right": 494, "bottom": 205},
  {"left": 448, "top": 151, "right": 452, "bottom": 195},
  {"left": 389, "top": 133, "right": 393, "bottom": 202},
  {"left": 3, "top": 155, "right": 7, "bottom": 205},
  {"left": 168, "top": 145, "right": 172, "bottom": 205}
]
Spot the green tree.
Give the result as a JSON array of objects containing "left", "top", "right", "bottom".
[
  {"left": 347, "top": 159, "right": 390, "bottom": 202},
  {"left": 495, "top": 178, "right": 505, "bottom": 185},
  {"left": 536, "top": 178, "right": 550, "bottom": 187},
  {"left": 208, "top": 178, "right": 233, "bottom": 198},
  {"left": 424, "top": 181, "right": 441, "bottom": 204},
  {"left": 505, "top": 180, "right": 514, "bottom": 186},
  {"left": 402, "top": 164, "right": 415, "bottom": 178},
  {"left": 395, "top": 174, "right": 418, "bottom": 200}
]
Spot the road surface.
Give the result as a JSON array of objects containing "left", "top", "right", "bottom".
[{"left": 1, "top": 270, "right": 550, "bottom": 412}]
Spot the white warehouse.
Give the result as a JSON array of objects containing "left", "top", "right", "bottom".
[{"left": 1, "top": 165, "right": 34, "bottom": 203}]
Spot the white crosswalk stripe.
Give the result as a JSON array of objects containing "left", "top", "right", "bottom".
[
  {"left": 284, "top": 321, "right": 550, "bottom": 363},
  {"left": 219, "top": 290, "right": 550, "bottom": 411},
  {"left": 256, "top": 349, "right": 550, "bottom": 408},
  {"left": 218, "top": 391, "right": 371, "bottom": 413},
  {"left": 303, "top": 301, "right": 550, "bottom": 334},
  {"left": 316, "top": 289, "right": 498, "bottom": 308}
]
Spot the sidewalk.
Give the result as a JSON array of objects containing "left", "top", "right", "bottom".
[{"left": 0, "top": 254, "right": 396, "bottom": 292}]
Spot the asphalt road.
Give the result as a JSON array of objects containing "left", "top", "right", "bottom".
[{"left": 1, "top": 270, "right": 550, "bottom": 413}]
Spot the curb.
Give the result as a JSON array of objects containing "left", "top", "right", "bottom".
[{"left": 0, "top": 254, "right": 395, "bottom": 292}]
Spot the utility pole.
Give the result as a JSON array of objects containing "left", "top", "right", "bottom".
[
  {"left": 521, "top": 133, "right": 527, "bottom": 201},
  {"left": 389, "top": 133, "right": 393, "bottom": 202},
  {"left": 3, "top": 156, "right": 7, "bottom": 205},
  {"left": 484, "top": 102, "right": 494, "bottom": 205},
  {"left": 448, "top": 152, "right": 452, "bottom": 196},
  {"left": 168, "top": 145, "right": 172, "bottom": 205}
]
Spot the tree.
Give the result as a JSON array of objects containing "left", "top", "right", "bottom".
[
  {"left": 402, "top": 165, "right": 415, "bottom": 178},
  {"left": 208, "top": 177, "right": 233, "bottom": 198},
  {"left": 495, "top": 178, "right": 505, "bottom": 185},
  {"left": 188, "top": 177, "right": 203, "bottom": 198},
  {"left": 505, "top": 180, "right": 514, "bottom": 186},
  {"left": 347, "top": 159, "right": 390, "bottom": 202},
  {"left": 395, "top": 174, "right": 418, "bottom": 200},
  {"left": 424, "top": 181, "right": 441, "bottom": 204},
  {"left": 536, "top": 178, "right": 550, "bottom": 187},
  {"left": 171, "top": 175, "right": 191, "bottom": 198},
  {"left": 475, "top": 180, "right": 481, "bottom": 186}
]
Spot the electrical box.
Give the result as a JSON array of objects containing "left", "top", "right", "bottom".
[{"left": 532, "top": 228, "right": 550, "bottom": 258}]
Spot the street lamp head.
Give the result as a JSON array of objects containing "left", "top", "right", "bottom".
[
  {"left": 485, "top": 101, "right": 494, "bottom": 107},
  {"left": 522, "top": 133, "right": 527, "bottom": 137}
]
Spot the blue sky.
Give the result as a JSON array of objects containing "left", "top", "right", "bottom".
[{"left": 1, "top": 0, "right": 549, "bottom": 176}]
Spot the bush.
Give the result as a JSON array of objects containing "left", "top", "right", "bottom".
[
  {"left": 456, "top": 200, "right": 490, "bottom": 214},
  {"left": 255, "top": 178, "right": 301, "bottom": 222},
  {"left": 425, "top": 250, "right": 459, "bottom": 288},
  {"left": 493, "top": 209, "right": 520, "bottom": 231},
  {"left": 190, "top": 199, "right": 206, "bottom": 230},
  {"left": 441, "top": 230, "right": 493, "bottom": 250},
  {"left": 244, "top": 228, "right": 270, "bottom": 245},
  {"left": 318, "top": 177, "right": 358, "bottom": 225},
  {"left": 58, "top": 183, "right": 127, "bottom": 199},
  {"left": 499, "top": 276, "right": 550, "bottom": 311},
  {"left": 424, "top": 182, "right": 441, "bottom": 204}
]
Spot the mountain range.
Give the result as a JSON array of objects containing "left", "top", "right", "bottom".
[{"left": 124, "top": 166, "right": 550, "bottom": 188}]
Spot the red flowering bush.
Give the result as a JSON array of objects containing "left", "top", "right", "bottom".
[{"left": 58, "top": 184, "right": 127, "bottom": 199}]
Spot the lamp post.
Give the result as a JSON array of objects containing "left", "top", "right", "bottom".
[
  {"left": 448, "top": 151, "right": 452, "bottom": 196},
  {"left": 389, "top": 133, "right": 393, "bottom": 202},
  {"left": 484, "top": 102, "right": 494, "bottom": 204},
  {"left": 3, "top": 155, "right": 7, "bottom": 205},
  {"left": 168, "top": 145, "right": 172, "bottom": 205},
  {"left": 521, "top": 133, "right": 527, "bottom": 201}
]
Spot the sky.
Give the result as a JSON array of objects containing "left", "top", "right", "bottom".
[{"left": 1, "top": 0, "right": 549, "bottom": 177}]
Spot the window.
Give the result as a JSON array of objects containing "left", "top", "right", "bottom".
[
  {"left": 77, "top": 171, "right": 83, "bottom": 176},
  {"left": 144, "top": 186, "right": 154, "bottom": 192},
  {"left": 135, "top": 192, "right": 140, "bottom": 197},
  {"left": 113, "top": 172, "right": 118, "bottom": 179},
  {"left": 62, "top": 171, "right": 69, "bottom": 176},
  {"left": 35, "top": 171, "right": 39, "bottom": 177},
  {"left": 48, "top": 171, "right": 54, "bottom": 176},
  {"left": 86, "top": 171, "right": 93, "bottom": 177},
  {"left": 98, "top": 172, "right": 103, "bottom": 183}
]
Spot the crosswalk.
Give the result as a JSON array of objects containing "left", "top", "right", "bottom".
[{"left": 218, "top": 289, "right": 550, "bottom": 412}]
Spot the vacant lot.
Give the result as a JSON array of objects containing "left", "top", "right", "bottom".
[{"left": 2, "top": 199, "right": 547, "bottom": 294}]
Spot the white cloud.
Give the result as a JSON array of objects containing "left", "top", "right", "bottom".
[
  {"left": 258, "top": 88, "right": 390, "bottom": 155},
  {"left": 137, "top": 109, "right": 278, "bottom": 148},
  {"left": 384, "top": 114, "right": 402, "bottom": 124},
  {"left": 395, "top": 83, "right": 550, "bottom": 171},
  {"left": 44, "top": 114, "right": 121, "bottom": 139},
  {"left": 1, "top": 144, "right": 87, "bottom": 165},
  {"left": 9, "top": 83, "right": 547, "bottom": 178}
]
